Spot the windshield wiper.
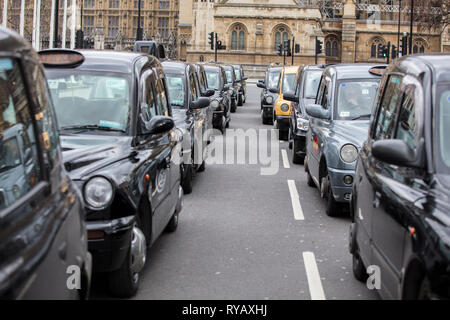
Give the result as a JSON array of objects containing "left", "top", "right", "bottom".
[
  {"left": 351, "top": 114, "right": 372, "bottom": 120},
  {"left": 60, "top": 125, "right": 126, "bottom": 133}
]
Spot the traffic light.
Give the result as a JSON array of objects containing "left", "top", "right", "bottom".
[
  {"left": 400, "top": 36, "right": 408, "bottom": 56},
  {"left": 295, "top": 44, "right": 300, "bottom": 54},
  {"left": 391, "top": 45, "right": 397, "bottom": 58},
  {"left": 315, "top": 39, "right": 323, "bottom": 54},
  {"left": 75, "top": 30, "right": 84, "bottom": 49},
  {"left": 208, "top": 32, "right": 215, "bottom": 50},
  {"left": 216, "top": 40, "right": 226, "bottom": 50},
  {"left": 378, "top": 44, "right": 387, "bottom": 58},
  {"left": 284, "top": 39, "right": 291, "bottom": 57},
  {"left": 277, "top": 43, "right": 283, "bottom": 56}
]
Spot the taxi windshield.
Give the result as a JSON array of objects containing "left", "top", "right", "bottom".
[
  {"left": 282, "top": 73, "right": 297, "bottom": 94},
  {"left": 303, "top": 71, "right": 322, "bottom": 99},
  {"left": 166, "top": 74, "right": 186, "bottom": 108},
  {"left": 437, "top": 85, "right": 450, "bottom": 173},
  {"left": 225, "top": 69, "right": 233, "bottom": 84},
  {"left": 46, "top": 70, "right": 130, "bottom": 132},
  {"left": 266, "top": 69, "right": 281, "bottom": 90},
  {"left": 336, "top": 80, "right": 380, "bottom": 120},
  {"left": 206, "top": 70, "right": 220, "bottom": 90},
  {"left": 0, "top": 137, "right": 21, "bottom": 172}
]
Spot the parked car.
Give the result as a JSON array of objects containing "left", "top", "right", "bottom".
[
  {"left": 257, "top": 65, "right": 282, "bottom": 124},
  {"left": 284, "top": 65, "right": 325, "bottom": 163},
  {"left": 304, "top": 64, "right": 385, "bottom": 216},
  {"left": 193, "top": 63, "right": 215, "bottom": 142},
  {"left": 349, "top": 54, "right": 450, "bottom": 300},
  {"left": 0, "top": 28, "right": 91, "bottom": 299},
  {"left": 232, "top": 64, "right": 248, "bottom": 106},
  {"left": 162, "top": 61, "right": 211, "bottom": 194},
  {"left": 203, "top": 63, "right": 233, "bottom": 133},
  {"left": 272, "top": 66, "right": 299, "bottom": 140},
  {"left": 220, "top": 64, "right": 239, "bottom": 113},
  {"left": 41, "top": 49, "right": 183, "bottom": 298}
]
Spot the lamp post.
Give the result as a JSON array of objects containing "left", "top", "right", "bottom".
[
  {"left": 54, "top": 0, "right": 59, "bottom": 48},
  {"left": 136, "top": 0, "right": 143, "bottom": 41},
  {"left": 397, "top": 0, "right": 401, "bottom": 57},
  {"left": 409, "top": 0, "right": 414, "bottom": 54}
]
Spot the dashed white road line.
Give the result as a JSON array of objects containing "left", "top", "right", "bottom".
[
  {"left": 281, "top": 149, "right": 290, "bottom": 169},
  {"left": 302, "top": 251, "right": 326, "bottom": 300},
  {"left": 287, "top": 180, "right": 304, "bottom": 220}
]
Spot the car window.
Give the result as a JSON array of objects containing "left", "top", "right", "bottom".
[
  {"left": 225, "top": 69, "right": 233, "bottom": 84},
  {"left": 222, "top": 70, "right": 227, "bottom": 87},
  {"left": 282, "top": 73, "right": 297, "bottom": 94},
  {"left": 166, "top": 74, "right": 185, "bottom": 108},
  {"left": 199, "top": 70, "right": 208, "bottom": 93},
  {"left": 266, "top": 69, "right": 280, "bottom": 90},
  {"left": 0, "top": 58, "right": 42, "bottom": 211},
  {"left": 234, "top": 68, "right": 241, "bottom": 80},
  {"left": 303, "top": 71, "right": 323, "bottom": 99},
  {"left": 437, "top": 86, "right": 450, "bottom": 172},
  {"left": 395, "top": 85, "right": 416, "bottom": 151},
  {"left": 189, "top": 73, "right": 199, "bottom": 102},
  {"left": 155, "top": 78, "right": 170, "bottom": 116},
  {"left": 143, "top": 73, "right": 157, "bottom": 120},
  {"left": 336, "top": 80, "right": 380, "bottom": 120},
  {"left": 374, "top": 75, "right": 402, "bottom": 140},
  {"left": 205, "top": 70, "right": 220, "bottom": 90}
]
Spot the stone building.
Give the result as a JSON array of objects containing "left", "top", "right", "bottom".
[{"left": 178, "top": 0, "right": 447, "bottom": 67}]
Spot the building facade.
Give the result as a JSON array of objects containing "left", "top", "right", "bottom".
[{"left": 179, "top": 0, "right": 448, "bottom": 66}]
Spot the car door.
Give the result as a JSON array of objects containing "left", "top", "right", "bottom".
[
  {"left": 371, "top": 75, "right": 426, "bottom": 299},
  {"left": 189, "top": 71, "right": 206, "bottom": 165},
  {"left": 308, "top": 76, "right": 331, "bottom": 185}
]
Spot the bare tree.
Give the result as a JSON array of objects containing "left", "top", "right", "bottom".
[{"left": 414, "top": 0, "right": 449, "bottom": 33}]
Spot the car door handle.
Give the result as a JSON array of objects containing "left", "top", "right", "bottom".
[{"left": 373, "top": 191, "right": 381, "bottom": 208}]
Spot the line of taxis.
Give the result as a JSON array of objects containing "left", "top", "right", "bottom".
[
  {"left": 259, "top": 57, "right": 450, "bottom": 299},
  {"left": 0, "top": 27, "right": 247, "bottom": 299}
]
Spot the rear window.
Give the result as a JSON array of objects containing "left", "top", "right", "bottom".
[{"left": 303, "top": 71, "right": 323, "bottom": 99}]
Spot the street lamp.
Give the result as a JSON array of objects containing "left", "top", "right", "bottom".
[
  {"left": 136, "top": 0, "right": 143, "bottom": 41},
  {"left": 409, "top": 0, "right": 414, "bottom": 54},
  {"left": 397, "top": 0, "right": 401, "bottom": 57}
]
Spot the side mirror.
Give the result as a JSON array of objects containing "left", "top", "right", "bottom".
[
  {"left": 257, "top": 80, "right": 265, "bottom": 89},
  {"left": 268, "top": 87, "right": 279, "bottom": 94},
  {"left": 305, "top": 104, "right": 331, "bottom": 120},
  {"left": 145, "top": 116, "right": 174, "bottom": 135},
  {"left": 372, "top": 139, "right": 420, "bottom": 167},
  {"left": 284, "top": 91, "right": 299, "bottom": 103},
  {"left": 202, "top": 89, "right": 215, "bottom": 97},
  {"left": 190, "top": 97, "right": 210, "bottom": 110}
]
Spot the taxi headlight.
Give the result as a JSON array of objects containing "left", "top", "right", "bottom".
[
  {"left": 265, "top": 96, "right": 274, "bottom": 104},
  {"left": 297, "top": 118, "right": 309, "bottom": 131},
  {"left": 340, "top": 144, "right": 358, "bottom": 163},
  {"left": 13, "top": 185, "right": 20, "bottom": 199},
  {"left": 84, "top": 177, "right": 113, "bottom": 209},
  {"left": 281, "top": 104, "right": 290, "bottom": 112},
  {"left": 210, "top": 100, "right": 220, "bottom": 110}
]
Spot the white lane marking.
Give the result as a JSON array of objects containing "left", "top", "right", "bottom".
[
  {"left": 281, "top": 149, "right": 290, "bottom": 169},
  {"left": 287, "top": 180, "right": 304, "bottom": 221},
  {"left": 303, "top": 251, "right": 326, "bottom": 300}
]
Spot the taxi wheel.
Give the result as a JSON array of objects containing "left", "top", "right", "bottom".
[
  {"left": 231, "top": 99, "right": 237, "bottom": 113},
  {"left": 322, "top": 174, "right": 339, "bottom": 217},
  {"left": 238, "top": 94, "right": 243, "bottom": 106},
  {"left": 307, "top": 170, "right": 315, "bottom": 188},
  {"left": 165, "top": 211, "right": 179, "bottom": 233},
  {"left": 181, "top": 164, "right": 193, "bottom": 194},
  {"left": 352, "top": 251, "right": 368, "bottom": 282},
  {"left": 261, "top": 111, "right": 269, "bottom": 125},
  {"left": 198, "top": 160, "right": 206, "bottom": 172}
]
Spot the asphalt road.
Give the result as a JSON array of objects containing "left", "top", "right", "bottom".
[{"left": 92, "top": 84, "right": 379, "bottom": 300}]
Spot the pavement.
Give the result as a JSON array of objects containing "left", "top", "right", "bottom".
[{"left": 90, "top": 84, "right": 379, "bottom": 300}]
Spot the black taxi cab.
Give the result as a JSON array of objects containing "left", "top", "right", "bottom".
[
  {"left": 0, "top": 28, "right": 91, "bottom": 299},
  {"left": 39, "top": 49, "right": 184, "bottom": 298},
  {"left": 350, "top": 54, "right": 450, "bottom": 300}
]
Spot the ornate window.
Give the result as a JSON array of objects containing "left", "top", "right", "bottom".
[
  {"left": 274, "top": 26, "right": 290, "bottom": 50},
  {"left": 412, "top": 39, "right": 426, "bottom": 54},
  {"left": 325, "top": 36, "right": 340, "bottom": 57},
  {"left": 231, "top": 24, "right": 245, "bottom": 50},
  {"left": 370, "top": 38, "right": 385, "bottom": 58}
]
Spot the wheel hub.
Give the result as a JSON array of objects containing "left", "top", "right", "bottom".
[{"left": 130, "top": 226, "right": 147, "bottom": 274}]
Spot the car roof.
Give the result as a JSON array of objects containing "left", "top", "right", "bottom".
[
  {"left": 283, "top": 66, "right": 299, "bottom": 74},
  {"left": 326, "top": 63, "right": 386, "bottom": 80},
  {"left": 397, "top": 53, "right": 450, "bottom": 84},
  {"left": 0, "top": 27, "right": 35, "bottom": 56},
  {"left": 162, "top": 60, "right": 193, "bottom": 75},
  {"left": 203, "top": 63, "right": 224, "bottom": 71}
]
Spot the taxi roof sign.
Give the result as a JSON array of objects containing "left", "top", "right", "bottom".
[
  {"left": 369, "top": 66, "right": 387, "bottom": 76},
  {"left": 38, "top": 50, "right": 84, "bottom": 68}
]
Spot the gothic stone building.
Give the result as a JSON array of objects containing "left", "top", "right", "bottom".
[{"left": 178, "top": 0, "right": 447, "bottom": 66}]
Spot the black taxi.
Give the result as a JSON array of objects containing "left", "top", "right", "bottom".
[
  {"left": 39, "top": 49, "right": 184, "bottom": 298},
  {"left": 162, "top": 61, "right": 210, "bottom": 194},
  {"left": 350, "top": 54, "right": 450, "bottom": 299},
  {"left": 0, "top": 28, "right": 91, "bottom": 299}
]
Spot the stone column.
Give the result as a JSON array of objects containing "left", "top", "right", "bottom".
[
  {"left": 254, "top": 23, "right": 264, "bottom": 65},
  {"left": 341, "top": 0, "right": 356, "bottom": 63}
]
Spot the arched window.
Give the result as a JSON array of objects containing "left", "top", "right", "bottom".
[
  {"left": 326, "top": 41, "right": 331, "bottom": 56},
  {"left": 274, "top": 26, "right": 290, "bottom": 50},
  {"left": 370, "top": 38, "right": 385, "bottom": 58},
  {"left": 325, "top": 36, "right": 340, "bottom": 57},
  {"left": 412, "top": 39, "right": 426, "bottom": 54},
  {"left": 332, "top": 41, "right": 338, "bottom": 56},
  {"left": 230, "top": 24, "right": 246, "bottom": 50}
]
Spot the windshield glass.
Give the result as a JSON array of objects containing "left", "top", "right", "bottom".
[
  {"left": 437, "top": 85, "right": 450, "bottom": 174},
  {"left": 266, "top": 69, "right": 281, "bottom": 90},
  {"left": 225, "top": 69, "right": 233, "bottom": 84},
  {"left": 46, "top": 71, "right": 130, "bottom": 131},
  {"left": 205, "top": 70, "right": 220, "bottom": 90},
  {"left": 0, "top": 137, "right": 21, "bottom": 171},
  {"left": 282, "top": 73, "right": 297, "bottom": 94},
  {"left": 166, "top": 74, "right": 186, "bottom": 108},
  {"left": 303, "top": 71, "right": 323, "bottom": 99},
  {"left": 336, "top": 80, "right": 380, "bottom": 120},
  {"left": 234, "top": 68, "right": 241, "bottom": 80}
]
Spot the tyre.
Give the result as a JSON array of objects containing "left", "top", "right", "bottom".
[
  {"left": 307, "top": 170, "right": 315, "bottom": 187},
  {"left": 225, "top": 119, "right": 230, "bottom": 128},
  {"left": 108, "top": 225, "right": 146, "bottom": 298},
  {"left": 165, "top": 211, "right": 179, "bottom": 233},
  {"left": 181, "top": 164, "right": 193, "bottom": 194},
  {"left": 197, "top": 160, "right": 206, "bottom": 172},
  {"left": 352, "top": 251, "right": 368, "bottom": 282},
  {"left": 321, "top": 174, "right": 339, "bottom": 217},
  {"left": 231, "top": 99, "right": 237, "bottom": 113},
  {"left": 292, "top": 142, "right": 304, "bottom": 164},
  {"left": 237, "top": 94, "right": 243, "bottom": 106},
  {"left": 261, "top": 111, "right": 269, "bottom": 125}
]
